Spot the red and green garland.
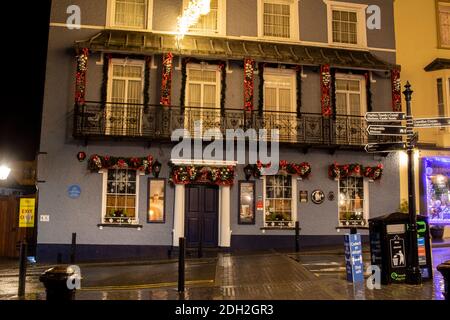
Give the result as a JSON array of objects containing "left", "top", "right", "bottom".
[
  {"left": 244, "top": 58, "right": 255, "bottom": 111},
  {"left": 75, "top": 48, "right": 89, "bottom": 105},
  {"left": 160, "top": 52, "right": 174, "bottom": 106},
  {"left": 391, "top": 68, "right": 402, "bottom": 112},
  {"left": 88, "top": 154, "right": 154, "bottom": 174},
  {"left": 251, "top": 161, "right": 312, "bottom": 179},
  {"left": 321, "top": 64, "right": 332, "bottom": 117},
  {"left": 170, "top": 164, "right": 235, "bottom": 186},
  {"left": 328, "top": 163, "right": 383, "bottom": 181}
]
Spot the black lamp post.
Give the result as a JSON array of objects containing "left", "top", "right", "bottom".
[
  {"left": 403, "top": 82, "right": 422, "bottom": 285},
  {"left": 152, "top": 160, "right": 162, "bottom": 178},
  {"left": 244, "top": 164, "right": 253, "bottom": 181}
]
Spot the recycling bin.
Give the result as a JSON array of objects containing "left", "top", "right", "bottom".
[{"left": 369, "top": 212, "right": 433, "bottom": 285}]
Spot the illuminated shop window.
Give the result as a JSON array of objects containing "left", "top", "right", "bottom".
[
  {"left": 338, "top": 176, "right": 368, "bottom": 227},
  {"left": 423, "top": 157, "right": 450, "bottom": 225},
  {"left": 264, "top": 175, "right": 297, "bottom": 228}
]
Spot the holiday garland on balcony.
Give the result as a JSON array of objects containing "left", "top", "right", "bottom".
[
  {"left": 88, "top": 154, "right": 155, "bottom": 175},
  {"left": 328, "top": 163, "right": 383, "bottom": 181},
  {"left": 75, "top": 48, "right": 89, "bottom": 106},
  {"left": 244, "top": 58, "right": 255, "bottom": 111},
  {"left": 251, "top": 161, "right": 312, "bottom": 179},
  {"left": 321, "top": 64, "right": 332, "bottom": 117},
  {"left": 391, "top": 68, "right": 402, "bottom": 112},
  {"left": 169, "top": 163, "right": 235, "bottom": 186},
  {"left": 160, "top": 52, "right": 174, "bottom": 106}
]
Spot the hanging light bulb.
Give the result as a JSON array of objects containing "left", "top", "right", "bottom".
[
  {"left": 177, "top": 0, "right": 211, "bottom": 40},
  {"left": 0, "top": 165, "right": 11, "bottom": 181}
]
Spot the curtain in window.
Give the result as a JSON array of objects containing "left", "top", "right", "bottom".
[
  {"left": 115, "top": 0, "right": 146, "bottom": 28},
  {"left": 191, "top": 0, "right": 218, "bottom": 32},
  {"left": 263, "top": 2, "right": 291, "bottom": 38},
  {"left": 332, "top": 10, "right": 358, "bottom": 44}
]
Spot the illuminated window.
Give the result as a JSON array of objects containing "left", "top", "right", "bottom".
[
  {"left": 338, "top": 177, "right": 368, "bottom": 227},
  {"left": 264, "top": 175, "right": 297, "bottom": 228},
  {"left": 325, "top": 1, "right": 368, "bottom": 47},
  {"left": 106, "top": 59, "right": 145, "bottom": 136},
  {"left": 109, "top": 0, "right": 151, "bottom": 29},
  {"left": 103, "top": 169, "right": 139, "bottom": 225},
  {"left": 185, "top": 0, "right": 223, "bottom": 34},
  {"left": 258, "top": 0, "right": 299, "bottom": 40}
]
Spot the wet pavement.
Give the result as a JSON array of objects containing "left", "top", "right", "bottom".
[{"left": 0, "top": 246, "right": 448, "bottom": 300}]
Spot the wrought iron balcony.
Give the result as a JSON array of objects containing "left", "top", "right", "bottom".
[{"left": 74, "top": 102, "right": 398, "bottom": 148}]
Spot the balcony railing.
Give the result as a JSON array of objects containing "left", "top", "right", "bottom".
[{"left": 74, "top": 102, "right": 398, "bottom": 147}]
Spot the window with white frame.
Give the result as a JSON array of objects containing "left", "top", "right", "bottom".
[
  {"left": 258, "top": 0, "right": 299, "bottom": 40},
  {"left": 103, "top": 169, "right": 139, "bottom": 225},
  {"left": 438, "top": 2, "right": 450, "bottom": 48},
  {"left": 325, "top": 1, "right": 367, "bottom": 47},
  {"left": 185, "top": 64, "right": 221, "bottom": 132},
  {"left": 335, "top": 75, "right": 366, "bottom": 116},
  {"left": 264, "top": 175, "right": 297, "bottom": 228},
  {"left": 184, "top": 0, "right": 224, "bottom": 35},
  {"left": 338, "top": 176, "right": 368, "bottom": 227},
  {"left": 264, "top": 69, "right": 296, "bottom": 113},
  {"left": 107, "top": 59, "right": 145, "bottom": 136},
  {"left": 108, "top": 0, "right": 151, "bottom": 29}
]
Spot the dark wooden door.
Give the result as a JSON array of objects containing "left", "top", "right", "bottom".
[
  {"left": 0, "top": 196, "right": 28, "bottom": 258},
  {"left": 185, "top": 185, "right": 219, "bottom": 248}
]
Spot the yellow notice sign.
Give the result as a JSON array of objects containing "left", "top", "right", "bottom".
[{"left": 19, "top": 198, "right": 35, "bottom": 228}]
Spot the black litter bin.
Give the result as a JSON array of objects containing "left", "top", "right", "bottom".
[
  {"left": 437, "top": 260, "right": 450, "bottom": 301},
  {"left": 369, "top": 212, "right": 433, "bottom": 285},
  {"left": 39, "top": 266, "right": 78, "bottom": 300}
]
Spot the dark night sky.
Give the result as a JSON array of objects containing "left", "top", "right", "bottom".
[{"left": 1, "top": 1, "right": 51, "bottom": 161}]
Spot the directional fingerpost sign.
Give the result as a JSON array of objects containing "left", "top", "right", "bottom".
[
  {"left": 413, "top": 117, "right": 450, "bottom": 128},
  {"left": 365, "top": 112, "right": 406, "bottom": 122},
  {"left": 367, "top": 125, "right": 408, "bottom": 136},
  {"left": 365, "top": 142, "right": 407, "bottom": 153}
]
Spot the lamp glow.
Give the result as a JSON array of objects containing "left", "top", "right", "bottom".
[
  {"left": 177, "top": 0, "right": 211, "bottom": 40},
  {"left": 0, "top": 165, "right": 11, "bottom": 181}
]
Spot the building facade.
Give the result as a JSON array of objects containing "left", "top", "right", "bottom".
[
  {"left": 395, "top": 0, "right": 450, "bottom": 237},
  {"left": 37, "top": 0, "right": 402, "bottom": 262}
]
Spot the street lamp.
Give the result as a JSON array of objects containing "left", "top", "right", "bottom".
[
  {"left": 403, "top": 82, "right": 422, "bottom": 285},
  {"left": 0, "top": 165, "right": 11, "bottom": 181}
]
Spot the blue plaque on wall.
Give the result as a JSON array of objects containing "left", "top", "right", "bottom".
[
  {"left": 344, "top": 234, "right": 364, "bottom": 283},
  {"left": 68, "top": 185, "right": 82, "bottom": 199}
]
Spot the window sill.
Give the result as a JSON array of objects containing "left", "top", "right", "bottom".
[
  {"left": 97, "top": 224, "right": 143, "bottom": 229},
  {"left": 260, "top": 227, "right": 296, "bottom": 231}
]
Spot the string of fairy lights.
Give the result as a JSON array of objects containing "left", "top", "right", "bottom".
[{"left": 177, "top": 0, "right": 211, "bottom": 40}]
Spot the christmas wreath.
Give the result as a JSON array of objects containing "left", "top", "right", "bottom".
[
  {"left": 88, "top": 154, "right": 154, "bottom": 174},
  {"left": 251, "top": 161, "right": 312, "bottom": 179},
  {"left": 328, "top": 163, "right": 383, "bottom": 181},
  {"left": 170, "top": 163, "right": 235, "bottom": 186}
]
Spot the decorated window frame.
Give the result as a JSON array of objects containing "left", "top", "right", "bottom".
[
  {"left": 101, "top": 169, "right": 142, "bottom": 226},
  {"left": 238, "top": 181, "right": 256, "bottom": 225},
  {"left": 257, "top": 0, "right": 300, "bottom": 41},
  {"left": 324, "top": 0, "right": 368, "bottom": 49},
  {"left": 337, "top": 176, "right": 369, "bottom": 227},
  {"left": 106, "top": 0, "right": 154, "bottom": 31},
  {"left": 335, "top": 73, "right": 367, "bottom": 116},
  {"left": 147, "top": 178, "right": 166, "bottom": 224},
  {"left": 263, "top": 175, "right": 298, "bottom": 229},
  {"left": 106, "top": 58, "right": 146, "bottom": 136}
]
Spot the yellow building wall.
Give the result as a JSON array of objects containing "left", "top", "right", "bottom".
[
  {"left": 395, "top": 0, "right": 450, "bottom": 146},
  {"left": 395, "top": 0, "right": 450, "bottom": 234}
]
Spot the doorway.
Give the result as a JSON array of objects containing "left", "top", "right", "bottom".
[
  {"left": 185, "top": 185, "right": 219, "bottom": 248},
  {"left": 0, "top": 196, "right": 30, "bottom": 258}
]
